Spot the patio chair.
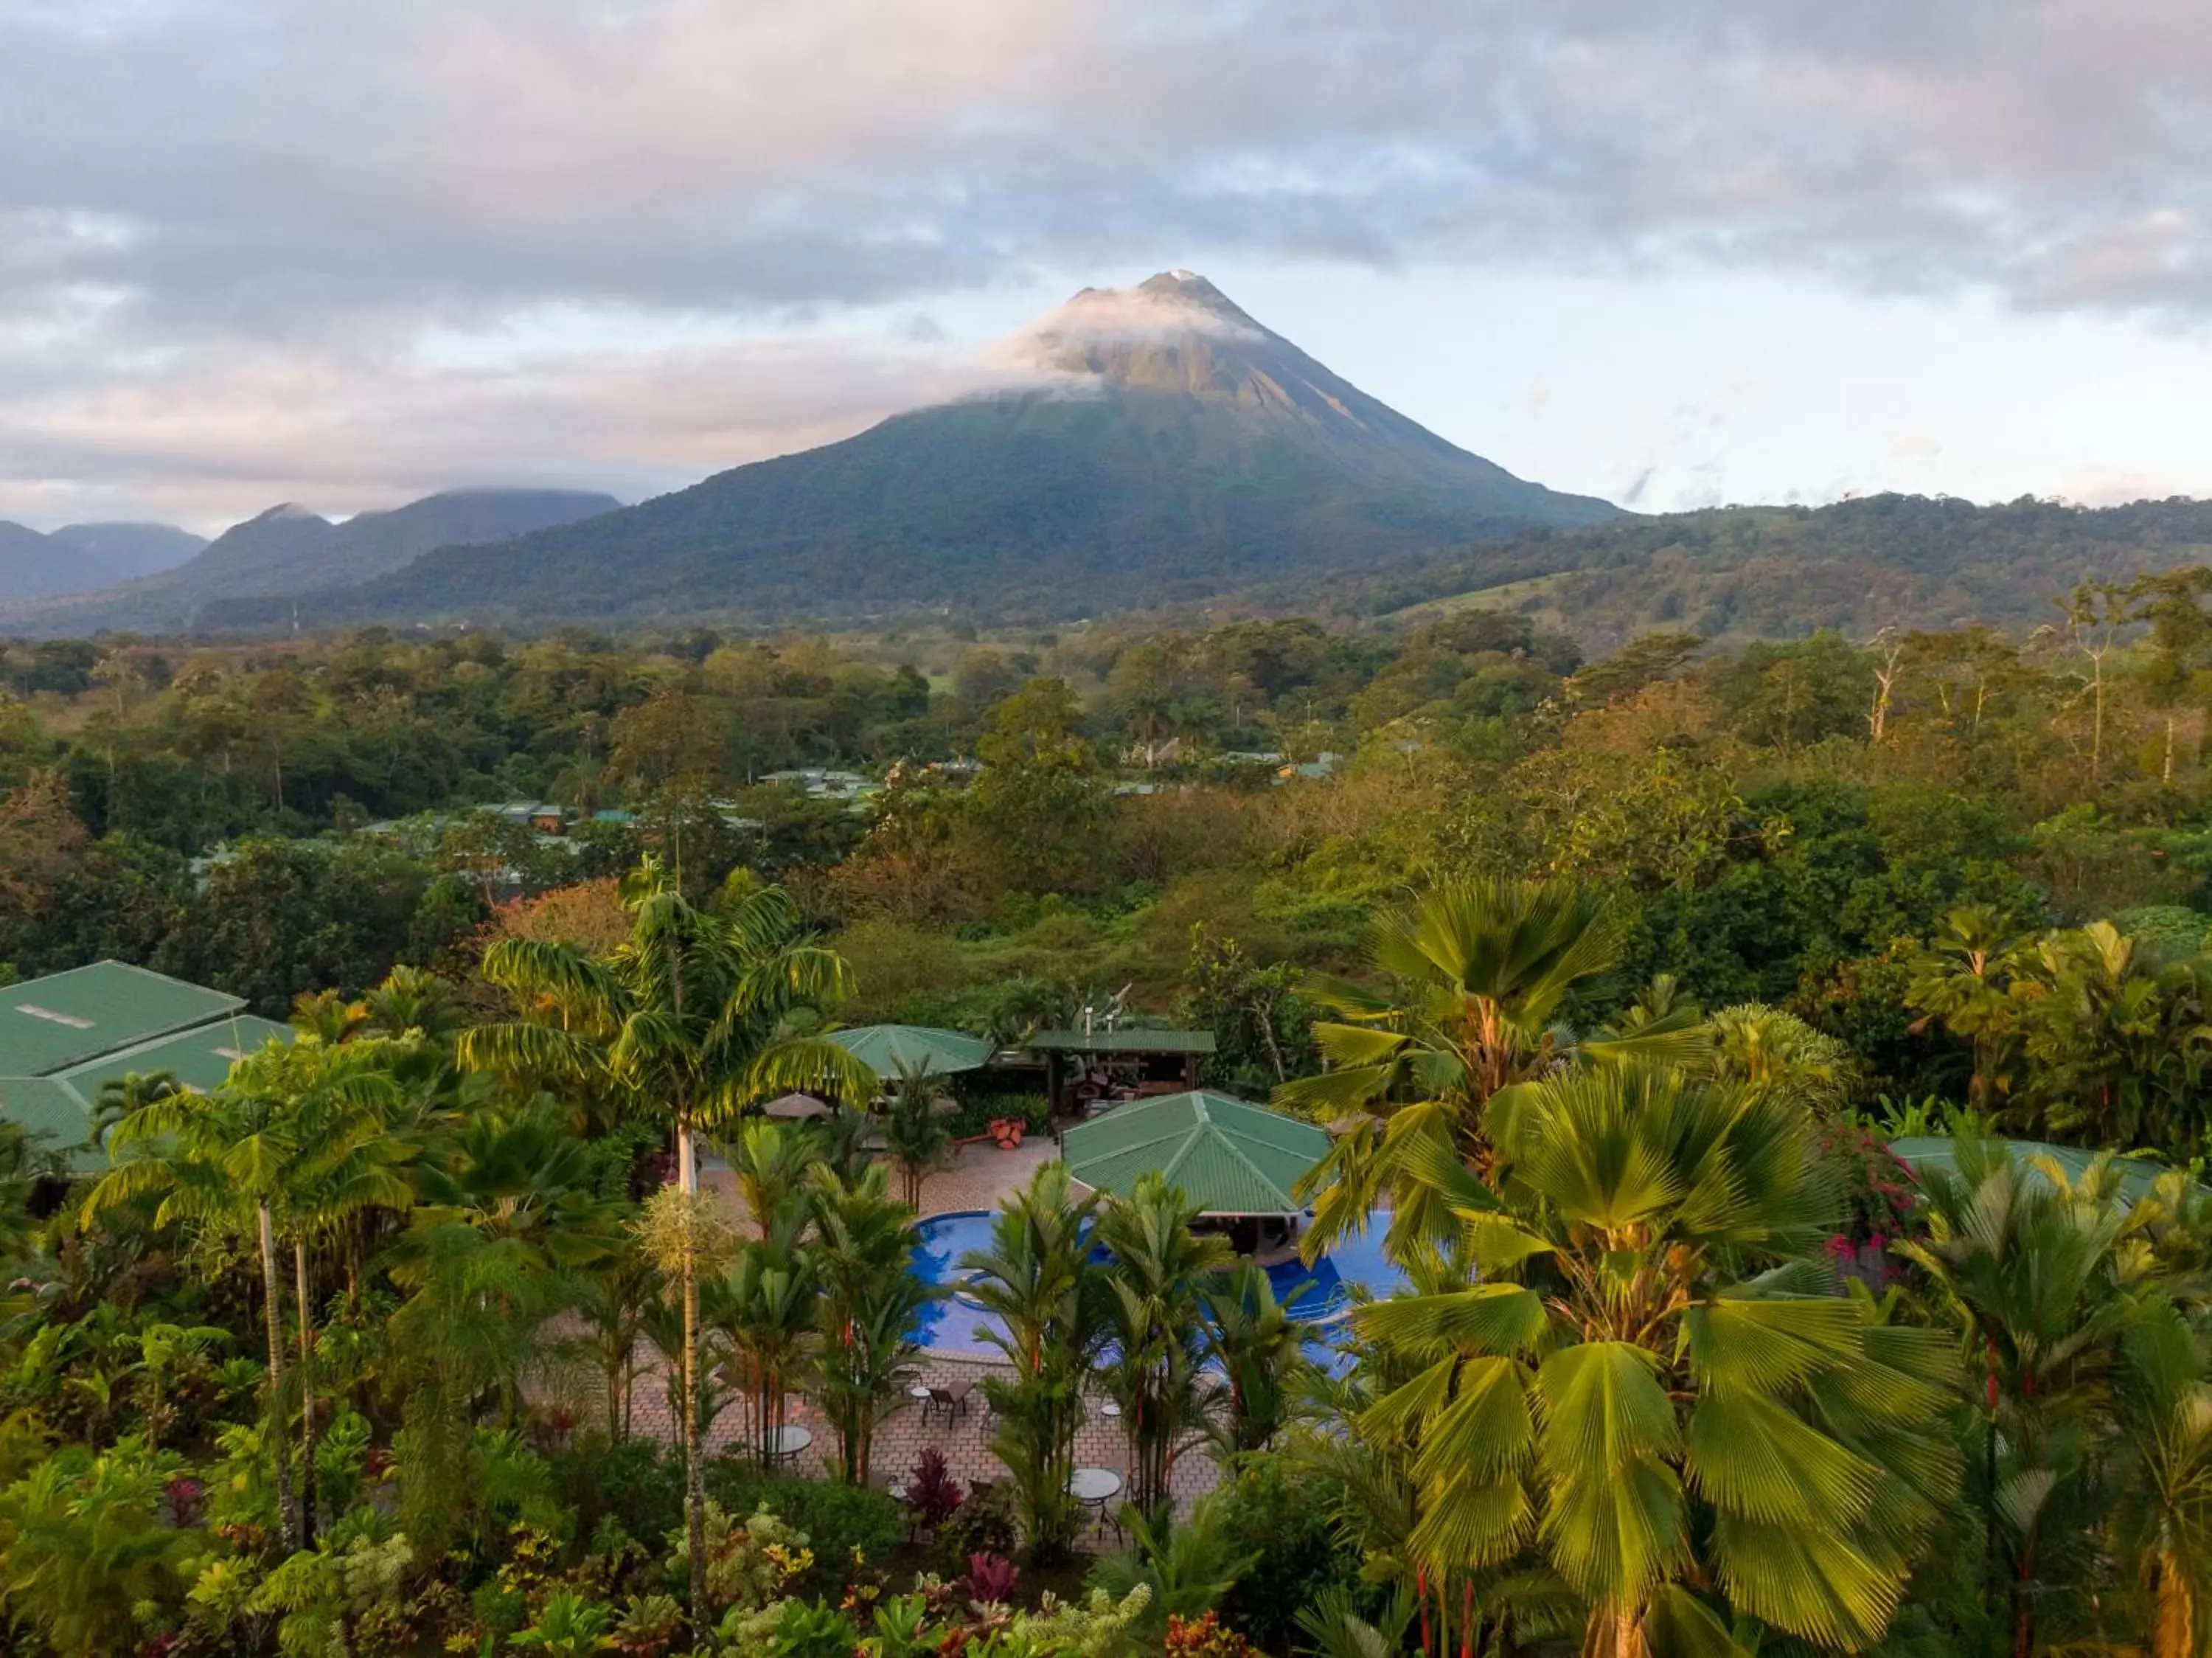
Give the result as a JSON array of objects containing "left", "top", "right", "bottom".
[{"left": 927, "top": 1378, "right": 974, "bottom": 1423}]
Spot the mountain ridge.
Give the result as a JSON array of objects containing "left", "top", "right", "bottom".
[
  {"left": 1, "top": 488, "right": 622, "bottom": 635},
  {"left": 0, "top": 520, "right": 207, "bottom": 603}
]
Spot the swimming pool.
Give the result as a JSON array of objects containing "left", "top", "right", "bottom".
[{"left": 908, "top": 1208, "right": 1408, "bottom": 1359}]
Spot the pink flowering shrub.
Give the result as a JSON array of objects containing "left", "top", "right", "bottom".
[{"left": 1815, "top": 1121, "right": 1921, "bottom": 1246}]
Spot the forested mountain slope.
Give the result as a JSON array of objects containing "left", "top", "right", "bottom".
[
  {"left": 1273, "top": 493, "right": 2212, "bottom": 646},
  {"left": 1, "top": 489, "right": 620, "bottom": 636}
]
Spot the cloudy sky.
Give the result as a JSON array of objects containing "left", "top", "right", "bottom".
[{"left": 7, "top": 0, "right": 2212, "bottom": 533}]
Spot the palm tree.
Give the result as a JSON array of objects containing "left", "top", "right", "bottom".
[
  {"left": 86, "top": 1071, "right": 183, "bottom": 1160},
  {"left": 1900, "top": 1138, "right": 2168, "bottom": 1658},
  {"left": 1358, "top": 1061, "right": 1959, "bottom": 1657},
  {"left": 713, "top": 1221, "right": 818, "bottom": 1468},
  {"left": 1093, "top": 1173, "right": 1234, "bottom": 1519},
  {"left": 2111, "top": 1299, "right": 2212, "bottom": 1658},
  {"left": 459, "top": 857, "right": 871, "bottom": 1631},
  {"left": 1279, "top": 878, "right": 1698, "bottom": 1252},
  {"left": 361, "top": 965, "right": 465, "bottom": 1040},
  {"left": 1199, "top": 1260, "right": 1307, "bottom": 1455},
  {"left": 289, "top": 988, "right": 369, "bottom": 1046},
  {"left": 561, "top": 1247, "right": 664, "bottom": 1443},
  {"left": 226, "top": 1039, "right": 409, "bottom": 1545},
  {"left": 960, "top": 1162, "right": 1109, "bottom": 1564},
  {"left": 810, "top": 1162, "right": 928, "bottom": 1485},
  {"left": 406, "top": 1103, "right": 621, "bottom": 1263},
  {"left": 723, "top": 1118, "right": 820, "bottom": 1243},
  {"left": 1706, "top": 1002, "right": 1857, "bottom": 1109},
  {"left": 84, "top": 1055, "right": 394, "bottom": 1550},
  {"left": 1905, "top": 905, "right": 2027, "bottom": 1109},
  {"left": 880, "top": 1062, "right": 954, "bottom": 1210},
  {"left": 1088, "top": 1490, "right": 1259, "bottom": 1646}
]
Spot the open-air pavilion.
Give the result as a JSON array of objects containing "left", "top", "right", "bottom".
[{"left": 1026, "top": 1026, "right": 1216, "bottom": 1114}]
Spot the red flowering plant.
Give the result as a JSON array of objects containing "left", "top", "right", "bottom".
[
  {"left": 1166, "top": 1612, "right": 1257, "bottom": 1655},
  {"left": 1815, "top": 1120, "right": 1921, "bottom": 1251}
]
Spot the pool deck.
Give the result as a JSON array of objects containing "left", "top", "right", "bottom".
[{"left": 589, "top": 1132, "right": 1225, "bottom": 1532}]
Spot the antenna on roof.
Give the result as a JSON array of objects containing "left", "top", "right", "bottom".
[{"left": 1102, "top": 985, "right": 1132, "bottom": 1031}]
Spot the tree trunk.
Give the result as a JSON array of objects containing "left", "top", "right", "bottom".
[
  {"left": 259, "top": 1203, "right": 299, "bottom": 1551},
  {"left": 1581, "top": 1608, "right": 1641, "bottom": 1658},
  {"left": 295, "top": 1236, "right": 319, "bottom": 1547},
  {"left": 1255, "top": 996, "right": 1287, "bottom": 1082},
  {"left": 2154, "top": 1549, "right": 2194, "bottom": 1658},
  {"left": 678, "top": 1119, "right": 707, "bottom": 1634},
  {"left": 2091, "top": 658, "right": 2106, "bottom": 790}
]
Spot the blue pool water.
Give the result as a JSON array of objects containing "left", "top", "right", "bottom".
[{"left": 909, "top": 1208, "right": 1407, "bottom": 1359}]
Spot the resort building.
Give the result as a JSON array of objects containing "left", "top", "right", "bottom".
[{"left": 0, "top": 962, "right": 291, "bottom": 1169}]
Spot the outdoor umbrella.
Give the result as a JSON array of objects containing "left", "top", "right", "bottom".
[{"left": 825, "top": 1024, "right": 995, "bottom": 1079}]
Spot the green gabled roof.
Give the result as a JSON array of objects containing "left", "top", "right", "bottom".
[
  {"left": 0, "top": 1076, "right": 97, "bottom": 1171},
  {"left": 1026, "top": 1028, "right": 1217, "bottom": 1056},
  {"left": 1890, "top": 1136, "right": 2199, "bottom": 1204},
  {"left": 827, "top": 1024, "right": 996, "bottom": 1078},
  {"left": 56, "top": 1014, "right": 293, "bottom": 1098},
  {"left": 0, "top": 962, "right": 246, "bottom": 1077},
  {"left": 1061, "top": 1091, "right": 1328, "bottom": 1215}
]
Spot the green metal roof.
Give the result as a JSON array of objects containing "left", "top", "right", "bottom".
[
  {"left": 0, "top": 1076, "right": 97, "bottom": 1171},
  {"left": 56, "top": 1014, "right": 292, "bottom": 1098},
  {"left": 827, "top": 1024, "right": 996, "bottom": 1078},
  {"left": 1026, "top": 1028, "right": 1217, "bottom": 1056},
  {"left": 0, "top": 962, "right": 246, "bottom": 1077},
  {"left": 1889, "top": 1135, "right": 2199, "bottom": 1204},
  {"left": 1061, "top": 1091, "right": 1328, "bottom": 1214}
]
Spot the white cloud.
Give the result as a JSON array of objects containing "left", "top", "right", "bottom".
[{"left": 8, "top": 1, "right": 2212, "bottom": 526}]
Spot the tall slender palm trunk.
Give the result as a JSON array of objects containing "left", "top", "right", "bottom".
[
  {"left": 294, "top": 1236, "right": 319, "bottom": 1547},
  {"left": 678, "top": 1118, "right": 707, "bottom": 1633},
  {"left": 258, "top": 1203, "right": 299, "bottom": 1550},
  {"left": 2152, "top": 1549, "right": 2195, "bottom": 1658}
]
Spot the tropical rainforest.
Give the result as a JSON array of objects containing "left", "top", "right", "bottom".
[{"left": 7, "top": 571, "right": 2212, "bottom": 1656}]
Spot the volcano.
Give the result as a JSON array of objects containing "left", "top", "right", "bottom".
[{"left": 262, "top": 271, "right": 1622, "bottom": 625}]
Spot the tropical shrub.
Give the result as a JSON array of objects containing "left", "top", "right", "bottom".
[
  {"left": 1210, "top": 1453, "right": 1360, "bottom": 1652},
  {"left": 0, "top": 1437, "right": 206, "bottom": 1657},
  {"left": 552, "top": 1433, "right": 684, "bottom": 1558},
  {"left": 701, "top": 1470, "right": 901, "bottom": 1599},
  {"left": 1164, "top": 1611, "right": 1255, "bottom": 1656},
  {"left": 933, "top": 1477, "right": 1018, "bottom": 1571},
  {"left": 1815, "top": 1118, "right": 1922, "bottom": 1245},
  {"left": 964, "top": 1550, "right": 1019, "bottom": 1605},
  {"left": 903, "top": 1446, "right": 963, "bottom": 1529},
  {"left": 668, "top": 1500, "right": 815, "bottom": 1616}
]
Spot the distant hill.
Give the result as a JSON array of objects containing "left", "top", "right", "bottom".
[
  {"left": 0, "top": 521, "right": 205, "bottom": 603},
  {"left": 268, "top": 271, "right": 1617, "bottom": 627},
  {"left": 0, "top": 489, "right": 621, "bottom": 636},
  {"left": 1272, "top": 493, "right": 2212, "bottom": 648}
]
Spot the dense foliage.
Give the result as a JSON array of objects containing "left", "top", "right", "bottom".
[
  {"left": 1280, "top": 492, "right": 2212, "bottom": 647},
  {"left": 11, "top": 577, "right": 2212, "bottom": 1652}
]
